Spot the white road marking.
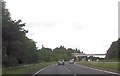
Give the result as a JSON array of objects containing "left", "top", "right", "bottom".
[
  {"left": 73, "top": 74, "right": 77, "bottom": 76},
  {"left": 64, "top": 66, "right": 71, "bottom": 72},
  {"left": 32, "top": 64, "right": 56, "bottom": 76},
  {"left": 75, "top": 64, "right": 120, "bottom": 75},
  {"left": 64, "top": 66, "right": 68, "bottom": 69}
]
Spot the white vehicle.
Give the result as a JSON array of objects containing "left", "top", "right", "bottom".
[
  {"left": 69, "top": 59, "right": 74, "bottom": 64},
  {"left": 58, "top": 59, "right": 65, "bottom": 65}
]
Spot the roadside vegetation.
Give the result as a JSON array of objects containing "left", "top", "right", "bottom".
[
  {"left": 2, "top": 62, "right": 56, "bottom": 74},
  {"left": 78, "top": 61, "right": 119, "bottom": 73},
  {"left": 105, "top": 38, "right": 120, "bottom": 62}
]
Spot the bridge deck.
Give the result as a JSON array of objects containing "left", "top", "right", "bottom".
[{"left": 72, "top": 53, "right": 106, "bottom": 56}]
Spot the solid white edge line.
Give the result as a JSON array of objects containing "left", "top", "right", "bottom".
[
  {"left": 32, "top": 64, "right": 56, "bottom": 76},
  {"left": 75, "top": 64, "right": 120, "bottom": 75}
]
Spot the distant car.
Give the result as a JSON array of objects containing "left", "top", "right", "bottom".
[
  {"left": 69, "top": 59, "right": 74, "bottom": 64},
  {"left": 58, "top": 59, "right": 65, "bottom": 65}
]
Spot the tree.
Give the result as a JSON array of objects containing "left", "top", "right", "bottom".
[
  {"left": 53, "top": 46, "right": 73, "bottom": 61},
  {"left": 2, "top": 1, "right": 39, "bottom": 67},
  {"left": 105, "top": 39, "right": 119, "bottom": 61},
  {"left": 37, "top": 47, "right": 52, "bottom": 62}
]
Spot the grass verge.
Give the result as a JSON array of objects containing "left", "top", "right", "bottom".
[
  {"left": 78, "top": 61, "right": 120, "bottom": 73},
  {"left": 2, "top": 62, "right": 56, "bottom": 74}
]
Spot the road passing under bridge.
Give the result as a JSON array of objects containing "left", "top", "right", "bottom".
[{"left": 32, "top": 62, "right": 119, "bottom": 76}]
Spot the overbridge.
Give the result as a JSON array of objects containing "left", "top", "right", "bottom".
[
  {"left": 72, "top": 53, "right": 106, "bottom": 56},
  {"left": 72, "top": 53, "right": 106, "bottom": 61}
]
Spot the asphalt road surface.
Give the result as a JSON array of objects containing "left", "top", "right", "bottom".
[{"left": 33, "top": 62, "right": 119, "bottom": 76}]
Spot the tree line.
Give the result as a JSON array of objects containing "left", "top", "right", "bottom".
[{"left": 37, "top": 46, "right": 73, "bottom": 62}]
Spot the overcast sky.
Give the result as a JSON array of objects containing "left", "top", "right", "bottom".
[{"left": 5, "top": 0, "right": 119, "bottom": 55}]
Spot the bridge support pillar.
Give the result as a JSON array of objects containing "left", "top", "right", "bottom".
[{"left": 74, "top": 56, "right": 79, "bottom": 61}]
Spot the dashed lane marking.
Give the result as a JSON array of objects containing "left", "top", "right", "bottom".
[
  {"left": 73, "top": 73, "right": 77, "bottom": 76},
  {"left": 64, "top": 66, "right": 68, "bottom": 69},
  {"left": 64, "top": 66, "right": 71, "bottom": 72}
]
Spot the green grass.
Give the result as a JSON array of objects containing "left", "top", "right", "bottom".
[
  {"left": 2, "top": 62, "right": 56, "bottom": 74},
  {"left": 78, "top": 61, "right": 119, "bottom": 73}
]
